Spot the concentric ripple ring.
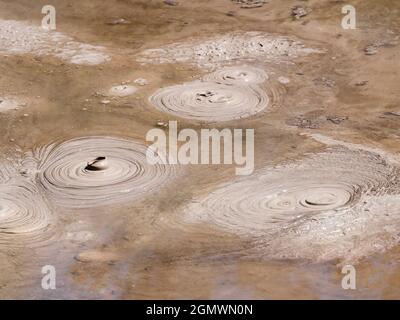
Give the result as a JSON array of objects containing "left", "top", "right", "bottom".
[
  {"left": 37, "top": 136, "right": 177, "bottom": 208},
  {"left": 185, "top": 147, "right": 395, "bottom": 236},
  {"left": 149, "top": 81, "right": 269, "bottom": 122},
  {"left": 202, "top": 66, "right": 268, "bottom": 85},
  {"left": 0, "top": 179, "right": 54, "bottom": 248}
]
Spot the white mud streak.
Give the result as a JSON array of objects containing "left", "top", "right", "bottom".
[
  {"left": 0, "top": 20, "right": 110, "bottom": 65},
  {"left": 0, "top": 179, "right": 54, "bottom": 249},
  {"left": 138, "top": 32, "right": 321, "bottom": 68},
  {"left": 149, "top": 66, "right": 270, "bottom": 122},
  {"left": 0, "top": 97, "right": 26, "bottom": 113},
  {"left": 0, "top": 98, "right": 18, "bottom": 112},
  {"left": 107, "top": 85, "right": 138, "bottom": 97},
  {"left": 36, "top": 136, "right": 177, "bottom": 208},
  {"left": 185, "top": 145, "right": 400, "bottom": 263}
]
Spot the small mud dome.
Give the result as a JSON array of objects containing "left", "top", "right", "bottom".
[{"left": 35, "top": 136, "right": 178, "bottom": 208}]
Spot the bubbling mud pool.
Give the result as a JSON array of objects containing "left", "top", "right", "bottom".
[
  {"left": 1, "top": 0, "right": 399, "bottom": 298},
  {"left": 149, "top": 66, "right": 271, "bottom": 121},
  {"left": 36, "top": 136, "right": 178, "bottom": 209}
]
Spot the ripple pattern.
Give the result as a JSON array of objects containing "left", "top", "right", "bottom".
[
  {"left": 202, "top": 66, "right": 268, "bottom": 85},
  {"left": 185, "top": 147, "right": 397, "bottom": 236},
  {"left": 149, "top": 79, "right": 269, "bottom": 122},
  {"left": 0, "top": 179, "right": 54, "bottom": 247},
  {"left": 37, "top": 136, "right": 177, "bottom": 208}
]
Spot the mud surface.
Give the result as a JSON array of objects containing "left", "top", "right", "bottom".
[{"left": 0, "top": 0, "right": 400, "bottom": 299}]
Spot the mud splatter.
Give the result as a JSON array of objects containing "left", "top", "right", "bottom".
[
  {"left": 0, "top": 20, "right": 110, "bottom": 65},
  {"left": 232, "top": 0, "right": 266, "bottom": 9},
  {"left": 138, "top": 31, "right": 322, "bottom": 68}
]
